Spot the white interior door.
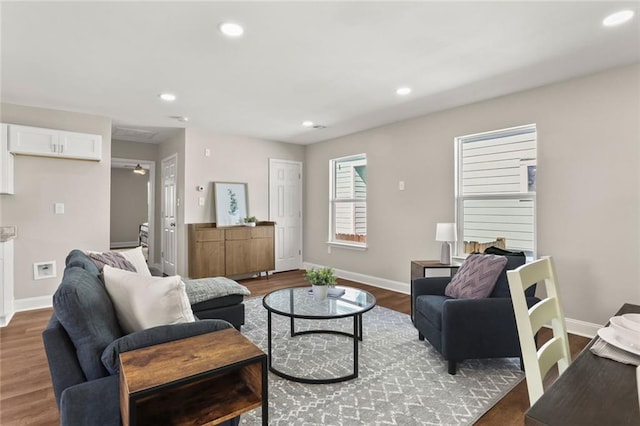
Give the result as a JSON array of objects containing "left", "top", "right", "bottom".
[
  {"left": 161, "top": 154, "right": 178, "bottom": 276},
  {"left": 269, "top": 159, "right": 302, "bottom": 272}
]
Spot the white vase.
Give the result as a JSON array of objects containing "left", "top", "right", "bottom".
[{"left": 312, "top": 285, "right": 328, "bottom": 301}]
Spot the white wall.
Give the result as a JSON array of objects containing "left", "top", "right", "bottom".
[
  {"left": 180, "top": 128, "right": 305, "bottom": 277},
  {"left": 183, "top": 128, "right": 305, "bottom": 224},
  {"left": 0, "top": 103, "right": 111, "bottom": 307},
  {"left": 304, "top": 63, "right": 640, "bottom": 327}
]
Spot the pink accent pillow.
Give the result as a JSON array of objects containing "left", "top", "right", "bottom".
[{"left": 444, "top": 254, "right": 507, "bottom": 299}]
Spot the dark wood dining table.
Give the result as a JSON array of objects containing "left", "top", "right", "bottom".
[{"left": 525, "top": 303, "right": 640, "bottom": 425}]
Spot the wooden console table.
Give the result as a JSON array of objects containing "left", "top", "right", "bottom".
[
  {"left": 119, "top": 328, "right": 268, "bottom": 425},
  {"left": 188, "top": 222, "right": 275, "bottom": 279}
]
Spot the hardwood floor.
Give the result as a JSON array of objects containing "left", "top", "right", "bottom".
[{"left": 0, "top": 270, "right": 589, "bottom": 425}]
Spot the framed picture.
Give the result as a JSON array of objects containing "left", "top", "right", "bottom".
[{"left": 214, "top": 182, "right": 249, "bottom": 227}]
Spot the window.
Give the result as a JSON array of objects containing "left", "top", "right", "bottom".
[
  {"left": 455, "top": 125, "right": 536, "bottom": 258},
  {"left": 329, "top": 154, "right": 367, "bottom": 247}
]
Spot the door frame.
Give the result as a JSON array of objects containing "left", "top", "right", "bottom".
[
  {"left": 268, "top": 158, "right": 303, "bottom": 272},
  {"left": 161, "top": 154, "right": 178, "bottom": 275},
  {"left": 111, "top": 157, "right": 155, "bottom": 266}
]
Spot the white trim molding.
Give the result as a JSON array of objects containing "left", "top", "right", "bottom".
[
  {"left": 14, "top": 296, "right": 52, "bottom": 313},
  {"left": 302, "top": 261, "right": 601, "bottom": 338},
  {"left": 303, "top": 262, "right": 409, "bottom": 295}
]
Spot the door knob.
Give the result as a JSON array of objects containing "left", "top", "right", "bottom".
[{"left": 170, "top": 222, "right": 176, "bottom": 227}]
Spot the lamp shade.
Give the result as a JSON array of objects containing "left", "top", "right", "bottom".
[{"left": 435, "top": 223, "right": 456, "bottom": 242}]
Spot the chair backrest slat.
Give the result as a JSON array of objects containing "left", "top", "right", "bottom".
[{"left": 507, "top": 256, "right": 571, "bottom": 406}]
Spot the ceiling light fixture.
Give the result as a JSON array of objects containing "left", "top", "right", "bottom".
[
  {"left": 396, "top": 87, "right": 412, "bottom": 96},
  {"left": 219, "top": 22, "right": 244, "bottom": 37},
  {"left": 159, "top": 93, "right": 176, "bottom": 102},
  {"left": 302, "top": 121, "right": 314, "bottom": 127},
  {"left": 603, "top": 10, "right": 635, "bottom": 27},
  {"left": 133, "top": 164, "right": 147, "bottom": 175},
  {"left": 169, "top": 115, "right": 189, "bottom": 122}
]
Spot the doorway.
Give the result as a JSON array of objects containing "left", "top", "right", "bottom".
[
  {"left": 269, "top": 159, "right": 303, "bottom": 272},
  {"left": 161, "top": 154, "right": 178, "bottom": 276},
  {"left": 110, "top": 158, "right": 155, "bottom": 264}
]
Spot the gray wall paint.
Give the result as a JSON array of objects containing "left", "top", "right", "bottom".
[
  {"left": 110, "top": 168, "right": 147, "bottom": 245},
  {"left": 0, "top": 103, "right": 111, "bottom": 301},
  {"left": 304, "top": 63, "right": 640, "bottom": 326},
  {"left": 112, "top": 139, "right": 158, "bottom": 161},
  {"left": 183, "top": 128, "right": 305, "bottom": 224},
  {"left": 112, "top": 139, "right": 158, "bottom": 261},
  {"left": 179, "top": 128, "right": 304, "bottom": 277}
]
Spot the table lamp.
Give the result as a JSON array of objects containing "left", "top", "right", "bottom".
[{"left": 436, "top": 223, "right": 456, "bottom": 264}]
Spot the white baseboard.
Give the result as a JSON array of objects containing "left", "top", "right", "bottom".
[
  {"left": 110, "top": 241, "right": 140, "bottom": 249},
  {"left": 0, "top": 312, "right": 15, "bottom": 327},
  {"left": 14, "top": 296, "right": 53, "bottom": 312},
  {"left": 302, "top": 262, "right": 601, "bottom": 338},
  {"left": 564, "top": 317, "right": 600, "bottom": 339},
  {"left": 303, "top": 262, "right": 410, "bottom": 295}
]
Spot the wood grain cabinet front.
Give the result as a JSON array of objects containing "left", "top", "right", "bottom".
[{"left": 188, "top": 223, "right": 275, "bottom": 279}]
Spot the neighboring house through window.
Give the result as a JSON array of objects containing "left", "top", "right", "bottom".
[
  {"left": 455, "top": 125, "right": 537, "bottom": 259},
  {"left": 329, "top": 154, "right": 367, "bottom": 247}
]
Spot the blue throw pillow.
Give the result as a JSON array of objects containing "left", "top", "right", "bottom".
[
  {"left": 53, "top": 266, "right": 123, "bottom": 380},
  {"left": 101, "top": 320, "right": 232, "bottom": 375}
]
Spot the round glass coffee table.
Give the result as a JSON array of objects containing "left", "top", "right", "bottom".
[{"left": 262, "top": 286, "right": 376, "bottom": 384}]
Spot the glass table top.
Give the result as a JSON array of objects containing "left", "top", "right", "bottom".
[{"left": 262, "top": 286, "right": 376, "bottom": 319}]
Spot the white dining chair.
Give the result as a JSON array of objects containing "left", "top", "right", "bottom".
[{"left": 507, "top": 256, "right": 571, "bottom": 406}]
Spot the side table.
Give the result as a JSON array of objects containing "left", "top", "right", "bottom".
[
  {"left": 119, "top": 328, "right": 268, "bottom": 425},
  {"left": 410, "top": 260, "right": 461, "bottom": 281}
]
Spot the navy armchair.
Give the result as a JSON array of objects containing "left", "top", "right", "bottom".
[{"left": 412, "top": 251, "right": 539, "bottom": 374}]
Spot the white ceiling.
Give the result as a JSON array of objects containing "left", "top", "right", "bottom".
[{"left": 1, "top": 2, "right": 639, "bottom": 145}]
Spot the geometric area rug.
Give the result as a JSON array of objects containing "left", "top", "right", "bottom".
[{"left": 239, "top": 296, "right": 524, "bottom": 425}]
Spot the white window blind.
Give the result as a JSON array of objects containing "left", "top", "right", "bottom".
[{"left": 456, "top": 125, "right": 536, "bottom": 256}]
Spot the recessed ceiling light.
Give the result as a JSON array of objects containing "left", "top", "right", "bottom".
[
  {"left": 302, "top": 121, "right": 314, "bottom": 127},
  {"left": 159, "top": 93, "right": 176, "bottom": 102},
  {"left": 396, "top": 87, "right": 412, "bottom": 96},
  {"left": 603, "top": 10, "right": 635, "bottom": 27},
  {"left": 219, "top": 22, "right": 244, "bottom": 37}
]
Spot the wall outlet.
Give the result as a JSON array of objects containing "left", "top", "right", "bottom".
[
  {"left": 398, "top": 181, "right": 405, "bottom": 191},
  {"left": 34, "top": 261, "right": 57, "bottom": 280},
  {"left": 198, "top": 196, "right": 205, "bottom": 206},
  {"left": 204, "top": 148, "right": 211, "bottom": 157}
]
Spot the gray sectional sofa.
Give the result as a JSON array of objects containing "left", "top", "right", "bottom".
[{"left": 42, "top": 249, "right": 241, "bottom": 425}]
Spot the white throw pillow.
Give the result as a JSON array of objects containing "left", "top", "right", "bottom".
[
  {"left": 118, "top": 246, "right": 151, "bottom": 276},
  {"left": 103, "top": 266, "right": 195, "bottom": 334}
]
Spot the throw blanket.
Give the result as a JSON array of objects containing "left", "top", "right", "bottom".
[{"left": 183, "top": 277, "right": 251, "bottom": 305}]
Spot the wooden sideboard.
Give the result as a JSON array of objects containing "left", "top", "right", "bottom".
[{"left": 188, "top": 222, "right": 275, "bottom": 279}]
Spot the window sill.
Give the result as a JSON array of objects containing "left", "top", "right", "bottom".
[{"left": 326, "top": 241, "right": 368, "bottom": 251}]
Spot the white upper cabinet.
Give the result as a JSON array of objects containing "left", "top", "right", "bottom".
[
  {"left": 0, "top": 124, "right": 15, "bottom": 195},
  {"left": 8, "top": 124, "right": 102, "bottom": 161}
]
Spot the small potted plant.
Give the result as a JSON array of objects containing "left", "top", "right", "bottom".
[
  {"left": 243, "top": 216, "right": 258, "bottom": 227},
  {"left": 305, "top": 267, "right": 337, "bottom": 301}
]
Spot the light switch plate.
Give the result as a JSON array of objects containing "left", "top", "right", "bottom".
[{"left": 54, "top": 203, "right": 65, "bottom": 214}]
